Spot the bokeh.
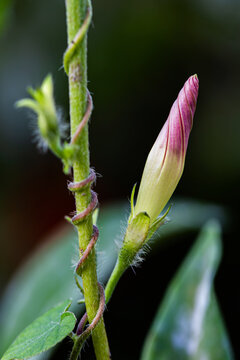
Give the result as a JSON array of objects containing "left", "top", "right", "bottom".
[{"left": 0, "top": 0, "right": 239, "bottom": 358}]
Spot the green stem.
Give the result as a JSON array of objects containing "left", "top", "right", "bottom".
[
  {"left": 65, "top": 1, "right": 110, "bottom": 359},
  {"left": 69, "top": 335, "right": 82, "bottom": 360},
  {"left": 105, "top": 260, "right": 126, "bottom": 304}
]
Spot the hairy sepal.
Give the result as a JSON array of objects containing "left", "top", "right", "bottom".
[
  {"left": 119, "top": 212, "right": 150, "bottom": 268},
  {"left": 145, "top": 205, "right": 171, "bottom": 242}
]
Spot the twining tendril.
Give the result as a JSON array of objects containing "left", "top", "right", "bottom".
[
  {"left": 64, "top": 0, "right": 92, "bottom": 75},
  {"left": 76, "top": 284, "right": 105, "bottom": 337},
  {"left": 70, "top": 284, "right": 105, "bottom": 357},
  {"left": 68, "top": 170, "right": 97, "bottom": 227},
  {"left": 68, "top": 167, "right": 102, "bottom": 339},
  {"left": 70, "top": 90, "right": 93, "bottom": 145},
  {"left": 68, "top": 169, "right": 104, "bottom": 347},
  {"left": 65, "top": 0, "right": 105, "bottom": 350}
]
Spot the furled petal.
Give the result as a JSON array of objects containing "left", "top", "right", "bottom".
[{"left": 134, "top": 75, "right": 199, "bottom": 223}]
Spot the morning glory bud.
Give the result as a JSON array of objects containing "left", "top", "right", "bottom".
[{"left": 134, "top": 74, "right": 199, "bottom": 223}]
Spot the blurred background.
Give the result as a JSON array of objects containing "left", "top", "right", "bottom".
[{"left": 0, "top": 0, "right": 239, "bottom": 358}]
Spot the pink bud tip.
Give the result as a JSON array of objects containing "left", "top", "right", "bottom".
[{"left": 169, "top": 74, "right": 199, "bottom": 157}]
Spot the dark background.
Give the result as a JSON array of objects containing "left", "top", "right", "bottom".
[{"left": 0, "top": 0, "right": 239, "bottom": 358}]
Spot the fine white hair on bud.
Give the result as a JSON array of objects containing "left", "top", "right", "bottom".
[
  {"left": 134, "top": 75, "right": 199, "bottom": 223},
  {"left": 16, "top": 74, "right": 76, "bottom": 173},
  {"left": 16, "top": 74, "right": 59, "bottom": 142}
]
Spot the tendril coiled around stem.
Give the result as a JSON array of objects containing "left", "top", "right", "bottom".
[
  {"left": 68, "top": 168, "right": 105, "bottom": 349},
  {"left": 65, "top": 0, "right": 106, "bottom": 352},
  {"left": 65, "top": 0, "right": 111, "bottom": 357},
  {"left": 68, "top": 166, "right": 105, "bottom": 345},
  {"left": 64, "top": 0, "right": 92, "bottom": 75},
  {"left": 70, "top": 284, "right": 105, "bottom": 358}
]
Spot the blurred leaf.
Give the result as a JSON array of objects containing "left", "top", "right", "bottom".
[
  {"left": 0, "top": 0, "right": 13, "bottom": 35},
  {"left": 0, "top": 200, "right": 227, "bottom": 358},
  {"left": 141, "top": 221, "right": 234, "bottom": 360},
  {"left": 2, "top": 300, "right": 76, "bottom": 360}
]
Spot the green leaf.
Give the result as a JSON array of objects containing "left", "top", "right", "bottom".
[
  {"left": 141, "top": 221, "right": 234, "bottom": 360},
  {"left": 0, "top": 228, "right": 77, "bottom": 357},
  {"left": 2, "top": 300, "right": 76, "bottom": 360},
  {"left": 0, "top": 200, "right": 227, "bottom": 358}
]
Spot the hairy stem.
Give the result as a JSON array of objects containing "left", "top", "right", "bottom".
[
  {"left": 65, "top": 0, "right": 110, "bottom": 359},
  {"left": 105, "top": 260, "right": 126, "bottom": 304}
]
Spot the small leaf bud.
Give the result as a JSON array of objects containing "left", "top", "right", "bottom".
[{"left": 17, "top": 74, "right": 60, "bottom": 144}]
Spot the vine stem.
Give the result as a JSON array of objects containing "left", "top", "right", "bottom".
[{"left": 65, "top": 0, "right": 110, "bottom": 359}]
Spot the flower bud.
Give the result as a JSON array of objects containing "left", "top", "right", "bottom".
[{"left": 134, "top": 75, "right": 199, "bottom": 223}]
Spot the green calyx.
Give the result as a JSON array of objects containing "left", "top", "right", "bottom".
[
  {"left": 121, "top": 211, "right": 150, "bottom": 265},
  {"left": 129, "top": 183, "right": 170, "bottom": 242},
  {"left": 16, "top": 74, "right": 78, "bottom": 174},
  {"left": 146, "top": 205, "right": 171, "bottom": 241},
  {"left": 120, "top": 203, "right": 170, "bottom": 269}
]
